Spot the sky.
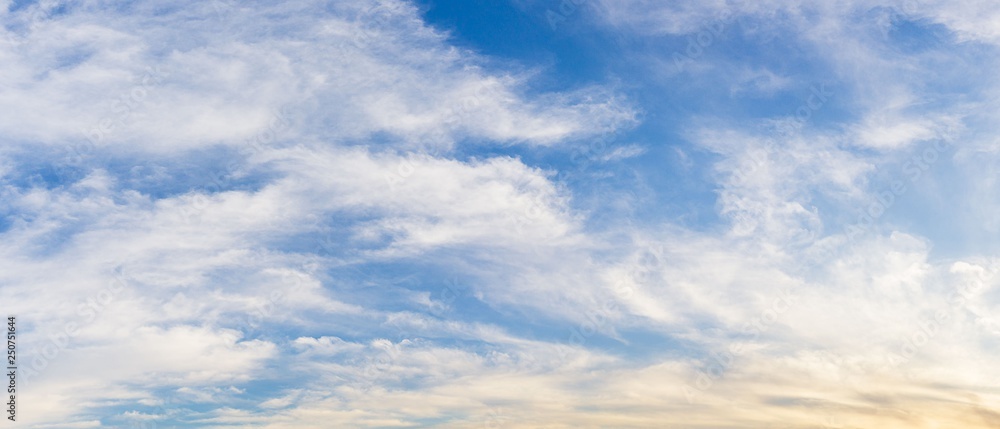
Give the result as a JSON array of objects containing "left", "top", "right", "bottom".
[{"left": 1, "top": 0, "right": 1000, "bottom": 427}]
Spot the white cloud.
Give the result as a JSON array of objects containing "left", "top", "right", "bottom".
[
  {"left": 0, "top": 0, "right": 633, "bottom": 154},
  {"left": 4, "top": 0, "right": 1000, "bottom": 427},
  {"left": 0, "top": 0, "right": 639, "bottom": 426}
]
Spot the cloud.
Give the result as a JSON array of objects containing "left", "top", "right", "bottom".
[
  {"left": 0, "top": 0, "right": 634, "bottom": 155},
  {"left": 0, "top": 0, "right": 639, "bottom": 426},
  {"left": 3, "top": 0, "right": 1000, "bottom": 427}
]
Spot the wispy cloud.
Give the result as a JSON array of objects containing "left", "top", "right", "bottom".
[{"left": 3, "top": 0, "right": 1000, "bottom": 427}]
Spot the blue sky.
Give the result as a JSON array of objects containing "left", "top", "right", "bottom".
[{"left": 3, "top": 0, "right": 1000, "bottom": 428}]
